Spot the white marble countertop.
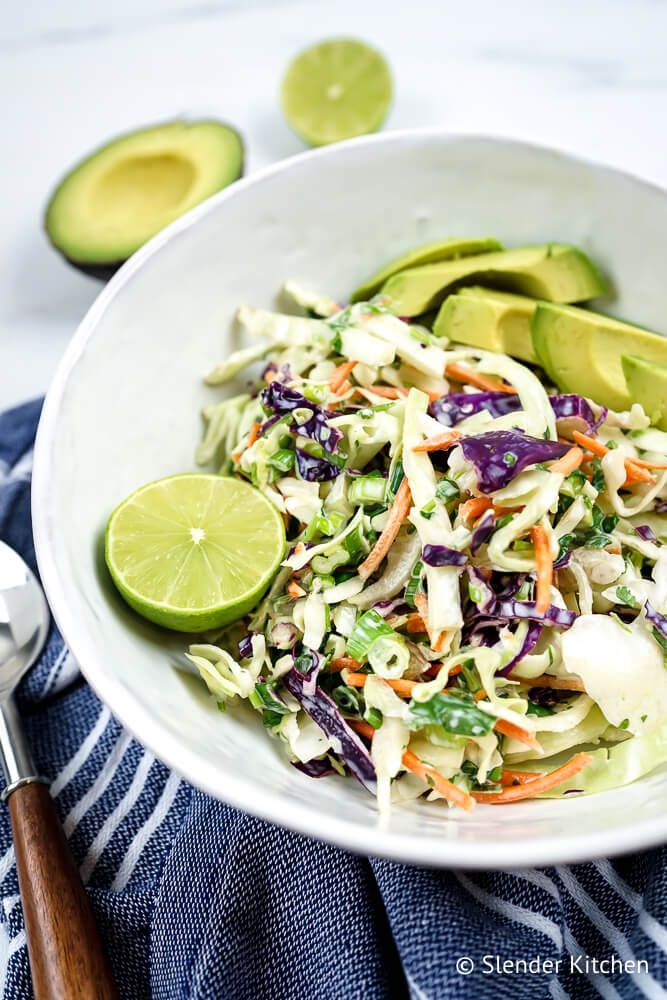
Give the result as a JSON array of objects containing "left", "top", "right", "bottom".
[{"left": 3, "top": 0, "right": 667, "bottom": 409}]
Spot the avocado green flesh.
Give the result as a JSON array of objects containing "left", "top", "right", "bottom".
[
  {"left": 532, "top": 303, "right": 667, "bottom": 410},
  {"left": 381, "top": 244, "right": 608, "bottom": 317},
  {"left": 622, "top": 355, "right": 667, "bottom": 429},
  {"left": 434, "top": 286, "right": 538, "bottom": 363},
  {"left": 45, "top": 119, "right": 244, "bottom": 272},
  {"left": 350, "top": 236, "right": 503, "bottom": 302}
]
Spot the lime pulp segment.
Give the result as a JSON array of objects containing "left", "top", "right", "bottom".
[
  {"left": 105, "top": 474, "right": 285, "bottom": 632},
  {"left": 281, "top": 38, "right": 393, "bottom": 147}
]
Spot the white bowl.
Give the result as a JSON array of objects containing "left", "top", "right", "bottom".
[{"left": 32, "top": 132, "right": 667, "bottom": 868}]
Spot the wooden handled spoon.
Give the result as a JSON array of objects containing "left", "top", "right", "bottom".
[{"left": 0, "top": 540, "right": 118, "bottom": 999}]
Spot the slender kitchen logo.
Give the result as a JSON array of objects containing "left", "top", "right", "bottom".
[{"left": 455, "top": 955, "right": 650, "bottom": 976}]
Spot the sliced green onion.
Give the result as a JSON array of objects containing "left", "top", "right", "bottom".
[
  {"left": 364, "top": 707, "right": 383, "bottom": 730},
  {"left": 387, "top": 459, "right": 405, "bottom": 501},
  {"left": 268, "top": 448, "right": 295, "bottom": 473},
  {"left": 347, "top": 609, "right": 396, "bottom": 661},
  {"left": 344, "top": 522, "right": 369, "bottom": 562},
  {"left": 405, "top": 559, "right": 424, "bottom": 608},
  {"left": 348, "top": 476, "right": 387, "bottom": 506},
  {"left": 435, "top": 478, "right": 459, "bottom": 503}
]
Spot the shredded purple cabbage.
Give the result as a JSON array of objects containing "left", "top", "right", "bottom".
[
  {"left": 293, "top": 648, "right": 324, "bottom": 697},
  {"left": 284, "top": 670, "right": 377, "bottom": 792},
  {"left": 550, "top": 394, "right": 607, "bottom": 434},
  {"left": 470, "top": 510, "right": 495, "bottom": 554},
  {"left": 656, "top": 499, "right": 667, "bottom": 514},
  {"left": 553, "top": 549, "right": 572, "bottom": 569},
  {"left": 262, "top": 381, "right": 342, "bottom": 453},
  {"left": 460, "top": 431, "right": 569, "bottom": 493},
  {"left": 430, "top": 392, "right": 521, "bottom": 427},
  {"left": 291, "top": 758, "right": 335, "bottom": 779},
  {"left": 237, "top": 634, "right": 255, "bottom": 659},
  {"left": 646, "top": 601, "right": 667, "bottom": 642},
  {"left": 422, "top": 544, "right": 468, "bottom": 567},
  {"left": 295, "top": 448, "right": 341, "bottom": 482},
  {"left": 636, "top": 524, "right": 658, "bottom": 543},
  {"left": 497, "top": 622, "right": 543, "bottom": 677},
  {"left": 269, "top": 621, "right": 299, "bottom": 650},
  {"left": 373, "top": 598, "right": 410, "bottom": 618},
  {"left": 491, "top": 598, "right": 577, "bottom": 629},
  {"left": 466, "top": 566, "right": 496, "bottom": 613}
]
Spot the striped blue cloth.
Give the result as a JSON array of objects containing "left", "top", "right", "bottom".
[{"left": 2, "top": 398, "right": 667, "bottom": 1000}]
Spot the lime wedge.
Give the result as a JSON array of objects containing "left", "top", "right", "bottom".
[
  {"left": 105, "top": 474, "right": 285, "bottom": 633},
  {"left": 281, "top": 38, "right": 392, "bottom": 147}
]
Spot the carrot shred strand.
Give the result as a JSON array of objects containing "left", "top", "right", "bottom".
[
  {"left": 329, "top": 360, "right": 357, "bottom": 395},
  {"left": 473, "top": 752, "right": 592, "bottom": 803},
  {"left": 549, "top": 446, "right": 584, "bottom": 476},
  {"left": 413, "top": 430, "right": 461, "bottom": 453},
  {"left": 358, "top": 477, "right": 412, "bottom": 580},
  {"left": 531, "top": 523, "right": 553, "bottom": 615},
  {"left": 446, "top": 363, "right": 517, "bottom": 395}
]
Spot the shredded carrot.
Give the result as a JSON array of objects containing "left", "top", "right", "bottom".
[
  {"left": 472, "top": 752, "right": 591, "bottom": 803},
  {"left": 473, "top": 689, "right": 487, "bottom": 701},
  {"left": 512, "top": 673, "right": 586, "bottom": 693},
  {"left": 448, "top": 664, "right": 463, "bottom": 678},
  {"left": 329, "top": 360, "right": 357, "bottom": 395},
  {"left": 263, "top": 369, "right": 279, "bottom": 384},
  {"left": 571, "top": 431, "right": 656, "bottom": 486},
  {"left": 549, "top": 446, "right": 584, "bottom": 476},
  {"left": 405, "top": 612, "right": 427, "bottom": 634},
  {"left": 357, "top": 385, "right": 409, "bottom": 401},
  {"left": 500, "top": 769, "right": 545, "bottom": 787},
  {"left": 494, "top": 718, "right": 541, "bottom": 750},
  {"left": 459, "top": 496, "right": 493, "bottom": 522},
  {"left": 446, "top": 363, "right": 517, "bottom": 395},
  {"left": 330, "top": 657, "right": 362, "bottom": 673},
  {"left": 531, "top": 524, "right": 553, "bottom": 615},
  {"left": 349, "top": 719, "right": 375, "bottom": 741},
  {"left": 287, "top": 579, "right": 306, "bottom": 600},
  {"left": 231, "top": 420, "right": 262, "bottom": 462},
  {"left": 402, "top": 749, "right": 475, "bottom": 811},
  {"left": 626, "top": 456, "right": 667, "bottom": 470},
  {"left": 413, "top": 429, "right": 462, "bottom": 453},
  {"left": 358, "top": 477, "right": 412, "bottom": 580},
  {"left": 344, "top": 673, "right": 416, "bottom": 697}
]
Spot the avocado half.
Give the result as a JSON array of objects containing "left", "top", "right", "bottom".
[{"left": 45, "top": 119, "right": 244, "bottom": 279}]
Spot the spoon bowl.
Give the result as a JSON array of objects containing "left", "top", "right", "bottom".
[{"left": 0, "top": 541, "right": 50, "bottom": 699}]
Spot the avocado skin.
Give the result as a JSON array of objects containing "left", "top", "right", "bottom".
[
  {"left": 44, "top": 119, "right": 244, "bottom": 280},
  {"left": 55, "top": 258, "right": 122, "bottom": 282}
]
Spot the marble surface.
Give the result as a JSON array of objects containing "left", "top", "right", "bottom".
[{"left": 3, "top": 0, "right": 667, "bottom": 409}]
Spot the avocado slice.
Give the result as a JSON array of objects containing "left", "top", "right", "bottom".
[
  {"left": 350, "top": 236, "right": 503, "bottom": 302},
  {"left": 45, "top": 119, "right": 244, "bottom": 278},
  {"left": 622, "top": 356, "right": 667, "bottom": 429},
  {"left": 532, "top": 302, "right": 667, "bottom": 410},
  {"left": 380, "top": 244, "right": 607, "bottom": 317},
  {"left": 433, "top": 286, "right": 538, "bottom": 362}
]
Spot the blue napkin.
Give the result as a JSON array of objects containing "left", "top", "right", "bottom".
[{"left": 1, "top": 398, "right": 666, "bottom": 1000}]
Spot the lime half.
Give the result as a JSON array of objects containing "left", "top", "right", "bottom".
[
  {"left": 105, "top": 474, "right": 285, "bottom": 633},
  {"left": 281, "top": 38, "right": 392, "bottom": 147}
]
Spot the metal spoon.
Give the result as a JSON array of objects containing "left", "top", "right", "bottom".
[{"left": 0, "top": 540, "right": 118, "bottom": 999}]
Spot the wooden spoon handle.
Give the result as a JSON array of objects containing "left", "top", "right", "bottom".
[{"left": 8, "top": 781, "right": 119, "bottom": 1000}]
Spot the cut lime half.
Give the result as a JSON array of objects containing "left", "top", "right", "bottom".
[
  {"left": 281, "top": 38, "right": 392, "bottom": 147},
  {"left": 105, "top": 474, "right": 285, "bottom": 633}
]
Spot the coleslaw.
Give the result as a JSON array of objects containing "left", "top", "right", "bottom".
[{"left": 187, "top": 284, "right": 667, "bottom": 812}]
